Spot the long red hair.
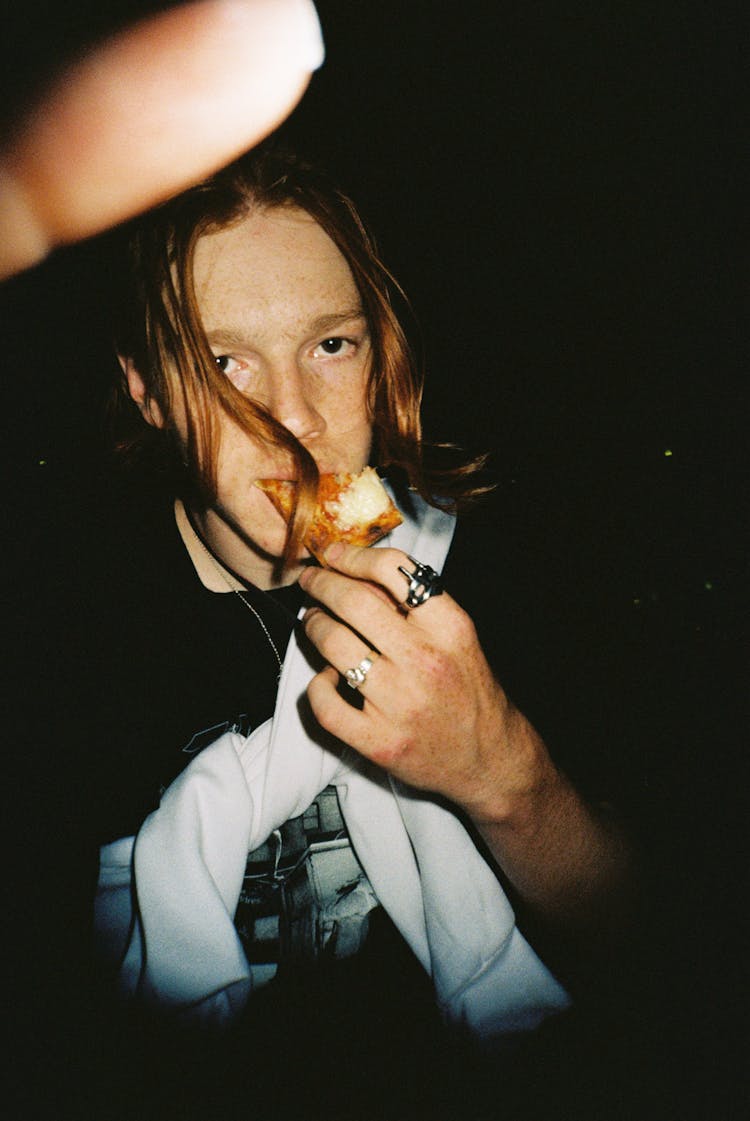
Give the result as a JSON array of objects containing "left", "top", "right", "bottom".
[{"left": 109, "top": 144, "right": 488, "bottom": 564}]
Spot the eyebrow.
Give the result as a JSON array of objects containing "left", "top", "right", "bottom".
[
  {"left": 205, "top": 306, "right": 366, "bottom": 350},
  {"left": 308, "top": 307, "right": 366, "bottom": 334}
]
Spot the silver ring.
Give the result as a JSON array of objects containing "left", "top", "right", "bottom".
[
  {"left": 397, "top": 556, "right": 444, "bottom": 609},
  {"left": 345, "top": 654, "right": 375, "bottom": 690}
]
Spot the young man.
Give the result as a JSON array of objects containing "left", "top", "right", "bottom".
[
  {"left": 24, "top": 144, "right": 635, "bottom": 1116},
  {"left": 95, "top": 140, "right": 633, "bottom": 1003}
]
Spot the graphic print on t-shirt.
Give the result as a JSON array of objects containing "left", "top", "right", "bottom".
[
  {"left": 181, "top": 713, "right": 255, "bottom": 756},
  {"left": 235, "top": 786, "right": 379, "bottom": 988}
]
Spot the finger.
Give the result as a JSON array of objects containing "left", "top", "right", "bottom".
[
  {"left": 301, "top": 567, "right": 412, "bottom": 661},
  {"left": 0, "top": 0, "right": 324, "bottom": 279},
  {"left": 321, "top": 543, "right": 452, "bottom": 621},
  {"left": 304, "top": 607, "right": 383, "bottom": 692},
  {"left": 307, "top": 666, "right": 379, "bottom": 751}
]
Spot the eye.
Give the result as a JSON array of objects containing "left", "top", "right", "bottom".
[
  {"left": 312, "top": 336, "right": 353, "bottom": 358},
  {"left": 213, "top": 354, "right": 255, "bottom": 393},
  {"left": 214, "top": 355, "right": 239, "bottom": 375}
]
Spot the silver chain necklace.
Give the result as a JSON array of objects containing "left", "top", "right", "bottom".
[{"left": 192, "top": 527, "right": 285, "bottom": 682}]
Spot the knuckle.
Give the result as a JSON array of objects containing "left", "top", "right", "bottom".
[
  {"left": 377, "top": 546, "right": 407, "bottom": 567},
  {"left": 302, "top": 604, "right": 322, "bottom": 630},
  {"left": 306, "top": 672, "right": 324, "bottom": 704},
  {"left": 374, "top": 733, "right": 412, "bottom": 770},
  {"left": 302, "top": 605, "right": 332, "bottom": 642},
  {"left": 449, "top": 603, "right": 478, "bottom": 648},
  {"left": 374, "top": 546, "right": 409, "bottom": 580}
]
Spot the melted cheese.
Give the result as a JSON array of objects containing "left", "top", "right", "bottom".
[{"left": 324, "top": 467, "right": 391, "bottom": 530}]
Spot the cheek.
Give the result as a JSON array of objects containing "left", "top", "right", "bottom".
[
  {"left": 217, "top": 446, "right": 283, "bottom": 500},
  {"left": 242, "top": 485, "right": 282, "bottom": 532},
  {"left": 325, "top": 391, "right": 373, "bottom": 465},
  {"left": 217, "top": 473, "right": 289, "bottom": 549},
  {"left": 215, "top": 415, "right": 288, "bottom": 477},
  {"left": 324, "top": 375, "right": 371, "bottom": 428}
]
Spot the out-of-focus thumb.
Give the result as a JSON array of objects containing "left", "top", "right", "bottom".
[{"left": 0, "top": 0, "right": 324, "bottom": 279}]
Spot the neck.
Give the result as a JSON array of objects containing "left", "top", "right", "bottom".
[
  {"left": 174, "top": 500, "right": 233, "bottom": 591},
  {"left": 174, "top": 499, "right": 300, "bottom": 592}
]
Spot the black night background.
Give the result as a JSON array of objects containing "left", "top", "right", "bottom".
[{"left": 1, "top": 3, "right": 747, "bottom": 1119}]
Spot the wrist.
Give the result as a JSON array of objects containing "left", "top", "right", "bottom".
[{"left": 463, "top": 704, "right": 566, "bottom": 830}]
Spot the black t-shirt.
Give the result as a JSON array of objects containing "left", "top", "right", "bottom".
[{"left": 77, "top": 492, "right": 305, "bottom": 844}]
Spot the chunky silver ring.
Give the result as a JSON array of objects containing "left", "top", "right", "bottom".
[
  {"left": 397, "top": 556, "right": 444, "bottom": 609},
  {"left": 345, "top": 654, "right": 375, "bottom": 690}
]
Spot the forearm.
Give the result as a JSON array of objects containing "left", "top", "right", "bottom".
[{"left": 464, "top": 708, "right": 637, "bottom": 945}]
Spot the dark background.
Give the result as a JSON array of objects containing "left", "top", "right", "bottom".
[
  {"left": 2, "top": 3, "right": 747, "bottom": 1118},
  {"left": 2, "top": 2, "right": 746, "bottom": 611}
]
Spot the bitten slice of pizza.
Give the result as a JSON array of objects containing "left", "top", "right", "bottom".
[{"left": 255, "top": 467, "right": 403, "bottom": 560}]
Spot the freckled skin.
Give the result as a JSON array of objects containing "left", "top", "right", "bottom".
[{"left": 126, "top": 206, "right": 374, "bottom": 590}]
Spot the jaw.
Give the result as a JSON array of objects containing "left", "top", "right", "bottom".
[{"left": 185, "top": 494, "right": 298, "bottom": 590}]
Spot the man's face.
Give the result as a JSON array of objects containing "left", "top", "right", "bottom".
[{"left": 171, "top": 205, "right": 374, "bottom": 578}]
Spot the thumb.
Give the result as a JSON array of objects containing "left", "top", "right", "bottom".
[{"left": 0, "top": 0, "right": 324, "bottom": 280}]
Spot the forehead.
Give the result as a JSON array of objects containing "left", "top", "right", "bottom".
[{"left": 192, "top": 206, "right": 360, "bottom": 331}]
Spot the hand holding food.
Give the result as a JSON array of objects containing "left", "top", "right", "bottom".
[{"left": 298, "top": 542, "right": 545, "bottom": 819}]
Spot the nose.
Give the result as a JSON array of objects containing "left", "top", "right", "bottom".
[{"left": 266, "top": 362, "right": 326, "bottom": 444}]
